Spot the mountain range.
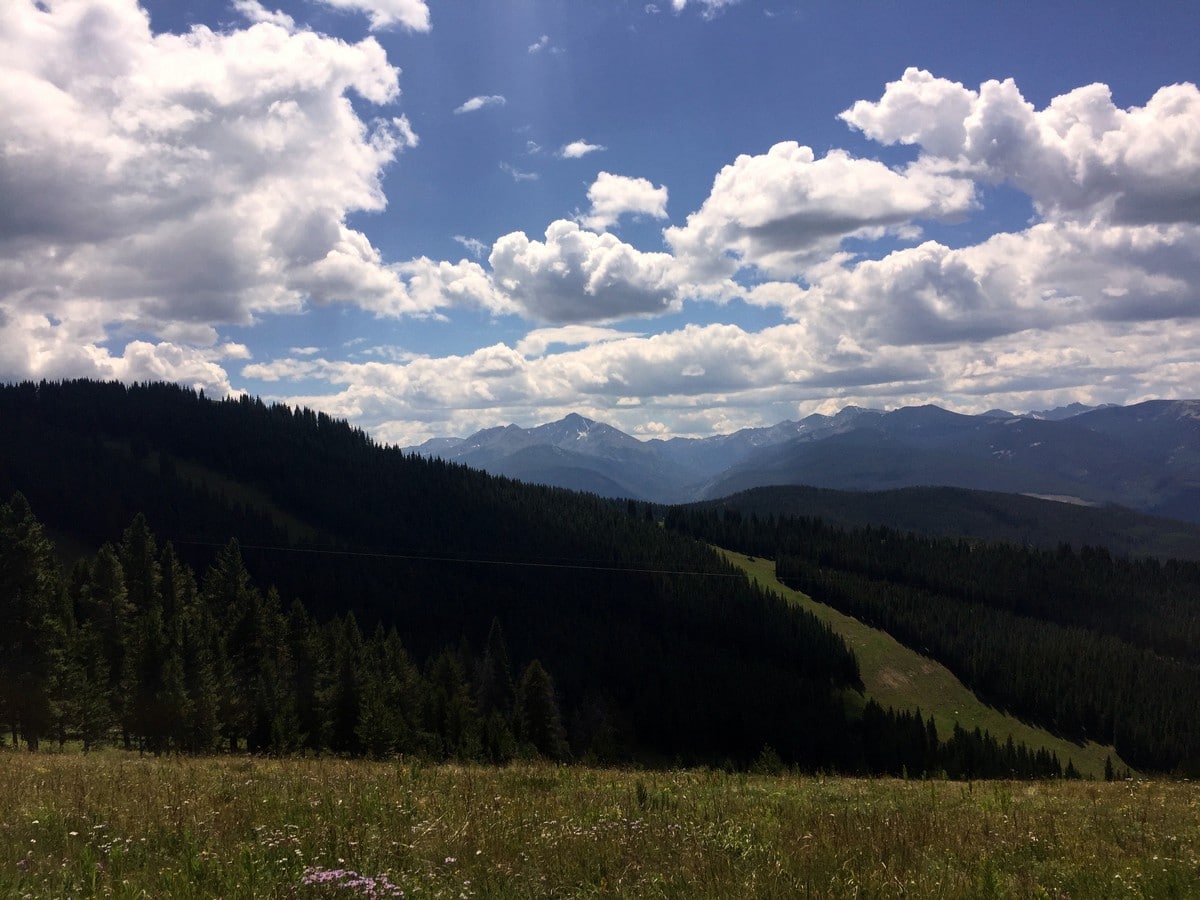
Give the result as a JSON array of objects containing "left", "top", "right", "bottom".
[{"left": 407, "top": 400, "right": 1200, "bottom": 522}]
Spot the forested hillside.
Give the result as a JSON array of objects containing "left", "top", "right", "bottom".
[
  {"left": 666, "top": 507, "right": 1200, "bottom": 773},
  {"left": 1, "top": 380, "right": 1069, "bottom": 776},
  {"left": 696, "top": 484, "right": 1200, "bottom": 561}
]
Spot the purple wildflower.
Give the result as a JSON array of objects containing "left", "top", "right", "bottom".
[{"left": 301, "top": 865, "right": 405, "bottom": 898}]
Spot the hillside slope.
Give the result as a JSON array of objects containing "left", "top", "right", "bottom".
[
  {"left": 722, "top": 550, "right": 1122, "bottom": 779},
  {"left": 696, "top": 484, "right": 1200, "bottom": 561},
  {"left": 0, "top": 379, "right": 864, "bottom": 768}
]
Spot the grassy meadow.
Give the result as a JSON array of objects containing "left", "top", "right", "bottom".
[{"left": 3, "top": 751, "right": 1198, "bottom": 899}]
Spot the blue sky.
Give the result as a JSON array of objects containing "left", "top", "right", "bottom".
[{"left": 2, "top": 0, "right": 1199, "bottom": 443}]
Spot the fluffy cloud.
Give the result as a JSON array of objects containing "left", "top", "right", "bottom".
[
  {"left": 454, "top": 94, "right": 506, "bottom": 114},
  {"left": 489, "top": 221, "right": 679, "bottom": 323},
  {"left": 841, "top": 68, "right": 1200, "bottom": 225},
  {"left": 559, "top": 139, "right": 606, "bottom": 159},
  {"left": 242, "top": 319, "right": 937, "bottom": 444},
  {"left": 0, "top": 299, "right": 245, "bottom": 395},
  {"left": 787, "top": 222, "right": 1200, "bottom": 347},
  {"left": 665, "top": 141, "right": 975, "bottom": 280},
  {"left": 315, "top": 0, "right": 431, "bottom": 32},
  {"left": 0, "top": 0, "right": 422, "bottom": 383},
  {"left": 579, "top": 172, "right": 669, "bottom": 232}
]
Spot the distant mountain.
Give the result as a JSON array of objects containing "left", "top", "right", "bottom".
[
  {"left": 409, "top": 400, "right": 1200, "bottom": 523},
  {"left": 1026, "top": 402, "right": 1118, "bottom": 420}
]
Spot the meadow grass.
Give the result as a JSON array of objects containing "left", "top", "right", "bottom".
[
  {"left": 721, "top": 550, "right": 1128, "bottom": 780},
  {"left": 2, "top": 751, "right": 1198, "bottom": 898}
]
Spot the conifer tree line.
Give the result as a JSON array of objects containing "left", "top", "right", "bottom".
[
  {"left": 2, "top": 492, "right": 1075, "bottom": 778},
  {"left": 665, "top": 506, "right": 1200, "bottom": 774},
  {"left": 2, "top": 381, "right": 1081, "bottom": 776},
  {"left": 0, "top": 495, "right": 569, "bottom": 761}
]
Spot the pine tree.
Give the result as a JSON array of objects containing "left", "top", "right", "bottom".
[
  {"left": 475, "top": 619, "right": 517, "bottom": 762},
  {"left": 82, "top": 543, "right": 135, "bottom": 748},
  {"left": 516, "top": 660, "right": 569, "bottom": 761},
  {"left": 425, "top": 648, "right": 481, "bottom": 760},
  {"left": 327, "top": 614, "right": 365, "bottom": 755},
  {"left": 0, "top": 494, "right": 61, "bottom": 750}
]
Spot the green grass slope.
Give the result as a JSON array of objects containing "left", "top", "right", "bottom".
[{"left": 720, "top": 550, "right": 1128, "bottom": 780}]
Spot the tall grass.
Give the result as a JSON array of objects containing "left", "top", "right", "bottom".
[{"left": 2, "top": 751, "right": 1197, "bottom": 898}]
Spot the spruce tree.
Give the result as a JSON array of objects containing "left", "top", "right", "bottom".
[
  {"left": 516, "top": 660, "right": 569, "bottom": 761},
  {"left": 0, "top": 493, "right": 59, "bottom": 749}
]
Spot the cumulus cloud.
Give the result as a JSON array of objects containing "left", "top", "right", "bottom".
[
  {"left": 579, "top": 172, "right": 669, "bottom": 232},
  {"left": 315, "top": 0, "right": 431, "bottom": 32},
  {"left": 665, "top": 141, "right": 975, "bottom": 280},
  {"left": 788, "top": 222, "right": 1200, "bottom": 348},
  {"left": 841, "top": 68, "right": 1200, "bottom": 225},
  {"left": 241, "top": 319, "right": 934, "bottom": 444},
  {"left": 559, "top": 139, "right": 606, "bottom": 159},
  {"left": 393, "top": 257, "right": 515, "bottom": 317},
  {"left": 246, "top": 70, "right": 1200, "bottom": 443},
  {"left": 0, "top": 299, "right": 245, "bottom": 395},
  {"left": 489, "top": 221, "right": 678, "bottom": 323},
  {"left": 528, "top": 34, "right": 550, "bottom": 53},
  {"left": 0, "top": 0, "right": 423, "bottom": 383},
  {"left": 454, "top": 94, "right": 506, "bottom": 114}
]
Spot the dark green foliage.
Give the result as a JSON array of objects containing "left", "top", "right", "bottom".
[
  {"left": 666, "top": 505, "right": 1200, "bottom": 773},
  {"left": 0, "top": 382, "right": 1093, "bottom": 774},
  {"left": 516, "top": 660, "right": 569, "bottom": 761},
  {"left": 0, "top": 494, "right": 61, "bottom": 750},
  {"left": 695, "top": 484, "right": 1200, "bottom": 562},
  {"left": 0, "top": 379, "right": 865, "bottom": 768}
]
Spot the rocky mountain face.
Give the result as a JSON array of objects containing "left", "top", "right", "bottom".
[{"left": 406, "top": 400, "right": 1200, "bottom": 521}]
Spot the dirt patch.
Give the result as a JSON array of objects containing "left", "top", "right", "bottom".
[{"left": 875, "top": 667, "right": 913, "bottom": 689}]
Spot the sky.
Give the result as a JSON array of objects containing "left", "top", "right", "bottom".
[{"left": 2, "top": 1, "right": 1199, "bottom": 444}]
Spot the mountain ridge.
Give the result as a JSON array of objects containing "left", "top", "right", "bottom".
[{"left": 406, "top": 400, "right": 1200, "bottom": 521}]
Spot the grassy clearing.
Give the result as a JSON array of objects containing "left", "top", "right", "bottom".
[
  {"left": 721, "top": 550, "right": 1128, "bottom": 780},
  {"left": 2, "top": 752, "right": 1196, "bottom": 898}
]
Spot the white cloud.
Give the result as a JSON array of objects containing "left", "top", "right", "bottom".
[
  {"left": 670, "top": 0, "right": 742, "bottom": 17},
  {"left": 393, "top": 257, "right": 515, "bottom": 317},
  {"left": 453, "top": 235, "right": 488, "bottom": 258},
  {"left": 528, "top": 34, "right": 550, "bottom": 53},
  {"left": 489, "top": 221, "right": 678, "bottom": 323},
  {"left": 242, "top": 298, "right": 1200, "bottom": 446},
  {"left": 516, "top": 325, "right": 640, "bottom": 357},
  {"left": 788, "top": 222, "right": 1200, "bottom": 348},
  {"left": 0, "top": 0, "right": 422, "bottom": 384},
  {"left": 233, "top": 0, "right": 295, "bottom": 30},
  {"left": 454, "top": 94, "right": 506, "bottom": 114},
  {"left": 314, "top": 0, "right": 431, "bottom": 32},
  {"left": 579, "top": 172, "right": 669, "bottom": 232},
  {"left": 841, "top": 68, "right": 1200, "bottom": 226},
  {"left": 559, "top": 139, "right": 606, "bottom": 159},
  {"left": 665, "top": 141, "right": 975, "bottom": 280},
  {"left": 499, "top": 162, "right": 539, "bottom": 182}
]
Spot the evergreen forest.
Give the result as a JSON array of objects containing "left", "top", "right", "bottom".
[
  {"left": 666, "top": 506, "right": 1200, "bottom": 774},
  {"left": 0, "top": 380, "right": 1080, "bottom": 777}
]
